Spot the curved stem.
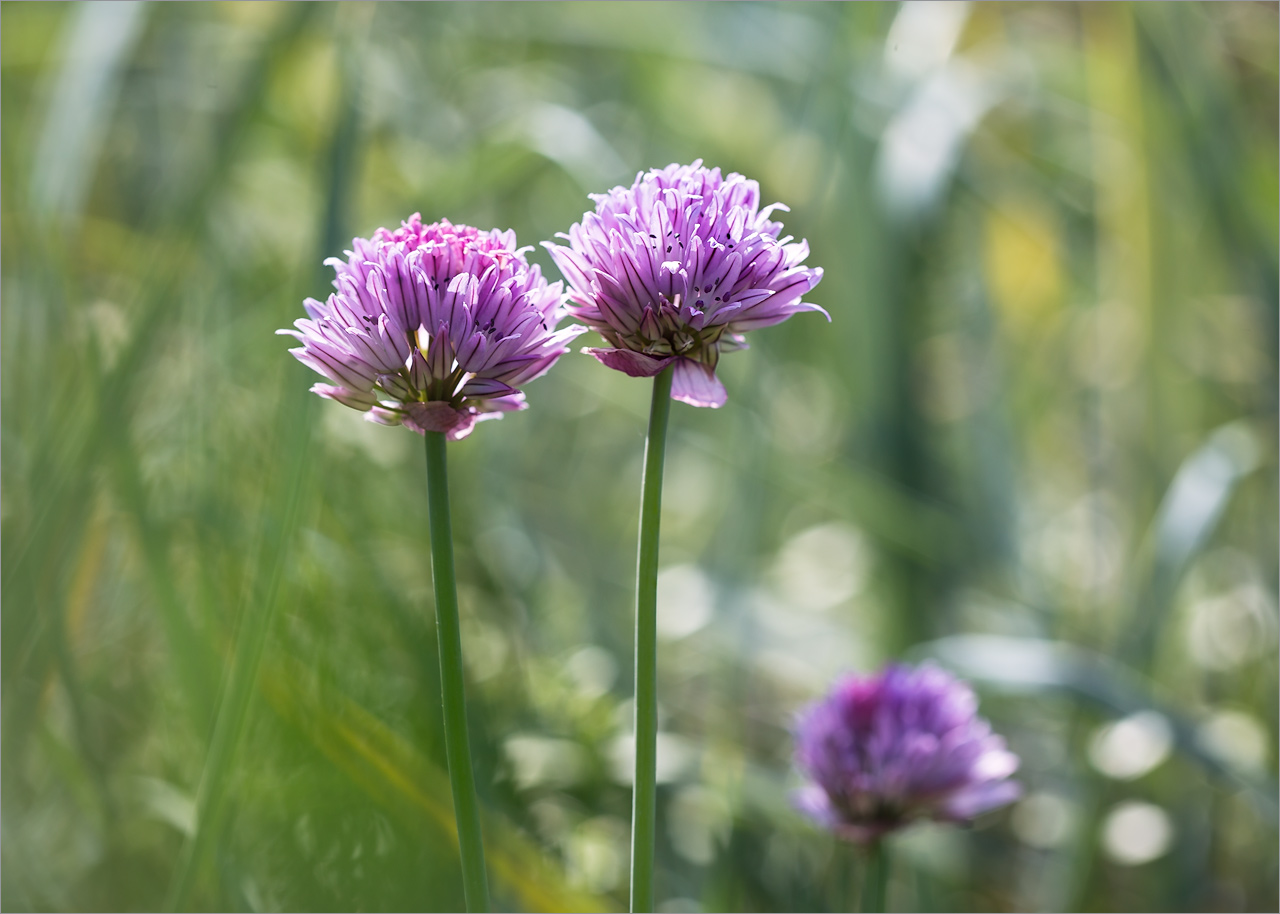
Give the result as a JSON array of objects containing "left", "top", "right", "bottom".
[
  {"left": 630, "top": 366, "right": 674, "bottom": 913},
  {"left": 425, "top": 431, "right": 490, "bottom": 912},
  {"left": 860, "top": 840, "right": 889, "bottom": 913}
]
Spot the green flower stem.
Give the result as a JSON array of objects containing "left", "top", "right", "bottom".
[
  {"left": 424, "top": 431, "right": 490, "bottom": 912},
  {"left": 630, "top": 365, "right": 674, "bottom": 914},
  {"left": 861, "top": 840, "right": 889, "bottom": 913}
]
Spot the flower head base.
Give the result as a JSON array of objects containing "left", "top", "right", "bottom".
[
  {"left": 280, "top": 215, "right": 585, "bottom": 440},
  {"left": 545, "top": 161, "right": 826, "bottom": 408},
  {"left": 793, "top": 663, "right": 1020, "bottom": 843}
]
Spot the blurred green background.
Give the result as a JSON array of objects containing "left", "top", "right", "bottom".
[{"left": 2, "top": 2, "right": 1276, "bottom": 911}]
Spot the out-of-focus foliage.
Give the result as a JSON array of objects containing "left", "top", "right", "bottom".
[{"left": 2, "top": 2, "right": 1276, "bottom": 911}]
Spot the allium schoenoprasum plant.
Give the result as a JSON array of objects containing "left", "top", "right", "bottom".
[
  {"left": 793, "top": 664, "right": 1021, "bottom": 912},
  {"left": 277, "top": 216, "right": 584, "bottom": 912},
  {"left": 546, "top": 160, "right": 827, "bottom": 409},
  {"left": 282, "top": 215, "right": 585, "bottom": 441},
  {"left": 546, "top": 161, "right": 826, "bottom": 913}
]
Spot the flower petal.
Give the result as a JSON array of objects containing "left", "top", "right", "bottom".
[
  {"left": 475, "top": 393, "right": 527, "bottom": 414},
  {"left": 584, "top": 347, "right": 675, "bottom": 378},
  {"left": 791, "top": 785, "right": 838, "bottom": 829},
  {"left": 310, "top": 383, "right": 377, "bottom": 411},
  {"left": 938, "top": 779, "right": 1023, "bottom": 821},
  {"left": 459, "top": 377, "right": 521, "bottom": 400},
  {"left": 670, "top": 358, "right": 727, "bottom": 408},
  {"left": 364, "top": 406, "right": 404, "bottom": 427}
]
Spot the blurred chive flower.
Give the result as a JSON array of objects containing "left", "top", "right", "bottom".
[
  {"left": 545, "top": 160, "right": 826, "bottom": 407},
  {"left": 794, "top": 664, "right": 1021, "bottom": 843},
  {"left": 280, "top": 215, "right": 585, "bottom": 440}
]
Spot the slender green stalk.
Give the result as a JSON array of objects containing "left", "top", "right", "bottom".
[
  {"left": 424, "top": 431, "right": 490, "bottom": 912},
  {"left": 630, "top": 366, "right": 674, "bottom": 913},
  {"left": 165, "top": 16, "right": 359, "bottom": 906},
  {"left": 860, "top": 841, "right": 889, "bottom": 914}
]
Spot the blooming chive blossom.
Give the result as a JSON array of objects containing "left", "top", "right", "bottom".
[
  {"left": 280, "top": 215, "right": 585, "bottom": 441},
  {"left": 793, "top": 664, "right": 1021, "bottom": 843},
  {"left": 545, "top": 160, "right": 826, "bottom": 408}
]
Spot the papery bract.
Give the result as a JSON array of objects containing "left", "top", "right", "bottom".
[
  {"left": 280, "top": 215, "right": 585, "bottom": 440},
  {"left": 793, "top": 663, "right": 1021, "bottom": 843},
  {"left": 545, "top": 160, "right": 826, "bottom": 408}
]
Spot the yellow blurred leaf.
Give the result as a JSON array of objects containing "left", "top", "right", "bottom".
[{"left": 983, "top": 199, "right": 1063, "bottom": 337}]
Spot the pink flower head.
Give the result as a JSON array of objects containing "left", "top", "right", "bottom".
[
  {"left": 793, "top": 664, "right": 1021, "bottom": 843},
  {"left": 280, "top": 215, "right": 585, "bottom": 440},
  {"left": 545, "top": 161, "right": 826, "bottom": 408}
]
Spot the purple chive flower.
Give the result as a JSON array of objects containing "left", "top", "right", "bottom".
[
  {"left": 793, "top": 663, "right": 1021, "bottom": 843},
  {"left": 544, "top": 160, "right": 826, "bottom": 408},
  {"left": 279, "top": 215, "right": 586, "bottom": 441}
]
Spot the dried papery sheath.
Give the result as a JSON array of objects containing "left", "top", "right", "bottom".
[
  {"left": 545, "top": 160, "right": 826, "bottom": 407},
  {"left": 794, "top": 663, "right": 1021, "bottom": 843},
  {"left": 280, "top": 215, "right": 585, "bottom": 440}
]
